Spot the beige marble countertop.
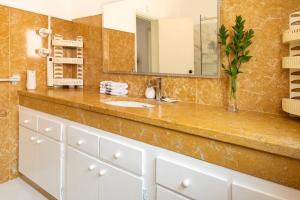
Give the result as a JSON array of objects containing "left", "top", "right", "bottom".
[{"left": 18, "top": 89, "right": 300, "bottom": 161}]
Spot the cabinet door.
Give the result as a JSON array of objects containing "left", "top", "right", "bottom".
[
  {"left": 66, "top": 147, "right": 99, "bottom": 200},
  {"left": 19, "top": 126, "right": 37, "bottom": 181},
  {"left": 232, "top": 183, "right": 284, "bottom": 200},
  {"left": 99, "top": 161, "right": 144, "bottom": 200},
  {"left": 35, "top": 134, "right": 62, "bottom": 199}
]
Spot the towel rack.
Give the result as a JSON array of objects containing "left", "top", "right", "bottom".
[{"left": 0, "top": 74, "right": 21, "bottom": 84}]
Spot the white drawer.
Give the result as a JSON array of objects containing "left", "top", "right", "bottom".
[
  {"left": 232, "top": 183, "right": 284, "bottom": 200},
  {"left": 156, "top": 158, "right": 230, "bottom": 200},
  {"left": 100, "top": 137, "right": 144, "bottom": 176},
  {"left": 157, "top": 186, "right": 190, "bottom": 200},
  {"left": 67, "top": 126, "right": 99, "bottom": 157},
  {"left": 19, "top": 110, "right": 38, "bottom": 131},
  {"left": 38, "top": 117, "right": 63, "bottom": 141}
]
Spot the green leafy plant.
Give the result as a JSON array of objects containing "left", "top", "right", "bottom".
[{"left": 218, "top": 16, "right": 254, "bottom": 101}]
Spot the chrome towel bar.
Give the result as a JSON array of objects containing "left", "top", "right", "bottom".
[{"left": 0, "top": 74, "right": 21, "bottom": 84}]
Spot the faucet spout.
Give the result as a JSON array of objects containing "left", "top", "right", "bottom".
[{"left": 153, "top": 77, "right": 162, "bottom": 101}]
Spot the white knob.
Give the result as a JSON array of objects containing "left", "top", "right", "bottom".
[
  {"left": 23, "top": 119, "right": 30, "bottom": 124},
  {"left": 113, "top": 152, "right": 122, "bottom": 159},
  {"left": 76, "top": 140, "right": 84, "bottom": 146},
  {"left": 88, "top": 165, "right": 96, "bottom": 171},
  {"left": 44, "top": 127, "right": 52, "bottom": 132},
  {"left": 99, "top": 169, "right": 107, "bottom": 176},
  {"left": 181, "top": 179, "right": 191, "bottom": 188},
  {"left": 30, "top": 136, "right": 37, "bottom": 141},
  {"left": 36, "top": 139, "right": 43, "bottom": 144}
]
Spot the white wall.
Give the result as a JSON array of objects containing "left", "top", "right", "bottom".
[
  {"left": 0, "top": 0, "right": 72, "bottom": 20},
  {"left": 158, "top": 18, "right": 194, "bottom": 74},
  {"left": 0, "top": 0, "right": 218, "bottom": 22},
  {"left": 70, "top": 0, "right": 122, "bottom": 19}
]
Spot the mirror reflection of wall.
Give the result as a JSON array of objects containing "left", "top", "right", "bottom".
[{"left": 103, "top": 0, "right": 219, "bottom": 77}]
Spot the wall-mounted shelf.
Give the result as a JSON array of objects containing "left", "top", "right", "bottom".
[
  {"left": 282, "top": 56, "right": 300, "bottom": 68},
  {"left": 53, "top": 78, "right": 83, "bottom": 86},
  {"left": 47, "top": 34, "right": 84, "bottom": 88},
  {"left": 52, "top": 39, "right": 83, "bottom": 48},
  {"left": 282, "top": 11, "right": 300, "bottom": 117},
  {"left": 282, "top": 98, "right": 300, "bottom": 116},
  {"left": 53, "top": 58, "right": 83, "bottom": 65},
  {"left": 283, "top": 26, "right": 300, "bottom": 44}
]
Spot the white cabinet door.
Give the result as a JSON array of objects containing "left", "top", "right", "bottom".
[
  {"left": 19, "top": 126, "right": 37, "bottom": 181},
  {"left": 99, "top": 161, "right": 144, "bottom": 200},
  {"left": 35, "top": 134, "right": 62, "bottom": 199},
  {"left": 66, "top": 147, "right": 99, "bottom": 200},
  {"left": 232, "top": 183, "right": 285, "bottom": 200}
]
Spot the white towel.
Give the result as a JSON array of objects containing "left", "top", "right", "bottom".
[{"left": 100, "top": 87, "right": 128, "bottom": 96}]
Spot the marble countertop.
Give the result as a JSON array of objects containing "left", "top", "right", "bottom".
[{"left": 18, "top": 88, "right": 300, "bottom": 160}]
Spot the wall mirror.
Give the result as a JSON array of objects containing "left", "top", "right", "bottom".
[{"left": 102, "top": 0, "right": 220, "bottom": 77}]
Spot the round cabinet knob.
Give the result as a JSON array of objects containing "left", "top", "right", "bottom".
[
  {"left": 88, "top": 165, "right": 96, "bottom": 171},
  {"left": 36, "top": 139, "right": 43, "bottom": 144},
  {"left": 23, "top": 119, "right": 30, "bottom": 124},
  {"left": 181, "top": 179, "right": 191, "bottom": 188},
  {"left": 76, "top": 140, "right": 84, "bottom": 146},
  {"left": 98, "top": 169, "right": 107, "bottom": 176},
  {"left": 44, "top": 127, "right": 52, "bottom": 132},
  {"left": 30, "top": 136, "right": 37, "bottom": 141},
  {"left": 113, "top": 152, "right": 122, "bottom": 159}
]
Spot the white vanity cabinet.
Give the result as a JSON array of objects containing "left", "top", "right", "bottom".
[
  {"left": 19, "top": 109, "right": 63, "bottom": 200},
  {"left": 66, "top": 126, "right": 144, "bottom": 200},
  {"left": 18, "top": 107, "right": 300, "bottom": 200}
]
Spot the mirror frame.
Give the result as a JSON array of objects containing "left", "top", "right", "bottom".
[{"left": 102, "top": 0, "right": 221, "bottom": 78}]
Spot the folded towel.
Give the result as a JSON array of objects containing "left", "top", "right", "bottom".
[
  {"left": 100, "top": 88, "right": 128, "bottom": 93},
  {"left": 100, "top": 89, "right": 128, "bottom": 96},
  {"left": 101, "top": 86, "right": 128, "bottom": 91},
  {"left": 100, "top": 81, "right": 128, "bottom": 89}
]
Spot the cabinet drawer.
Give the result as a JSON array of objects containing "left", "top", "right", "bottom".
[
  {"left": 19, "top": 110, "right": 38, "bottom": 131},
  {"left": 38, "top": 117, "right": 63, "bottom": 141},
  {"left": 157, "top": 186, "right": 190, "bottom": 200},
  {"left": 100, "top": 137, "right": 144, "bottom": 176},
  {"left": 67, "top": 126, "right": 99, "bottom": 157},
  {"left": 156, "top": 158, "right": 229, "bottom": 200},
  {"left": 232, "top": 183, "right": 285, "bottom": 200}
]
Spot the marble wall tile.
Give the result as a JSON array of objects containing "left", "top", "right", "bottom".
[
  {"left": 73, "top": 15, "right": 103, "bottom": 89},
  {"left": 102, "top": 28, "right": 135, "bottom": 73},
  {"left": 0, "top": 5, "right": 10, "bottom": 183}
]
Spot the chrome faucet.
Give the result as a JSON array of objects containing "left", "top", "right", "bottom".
[{"left": 153, "top": 77, "right": 162, "bottom": 101}]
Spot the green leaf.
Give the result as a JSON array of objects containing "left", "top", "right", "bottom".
[
  {"left": 218, "top": 25, "right": 229, "bottom": 45},
  {"left": 240, "top": 55, "right": 252, "bottom": 63},
  {"left": 219, "top": 15, "right": 254, "bottom": 76}
]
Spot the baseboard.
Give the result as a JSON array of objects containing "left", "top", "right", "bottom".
[{"left": 19, "top": 174, "right": 57, "bottom": 200}]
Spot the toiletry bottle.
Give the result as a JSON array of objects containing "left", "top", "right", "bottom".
[
  {"left": 145, "top": 80, "right": 155, "bottom": 99},
  {"left": 26, "top": 70, "right": 36, "bottom": 90}
]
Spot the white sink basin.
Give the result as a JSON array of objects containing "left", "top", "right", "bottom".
[{"left": 104, "top": 101, "right": 155, "bottom": 108}]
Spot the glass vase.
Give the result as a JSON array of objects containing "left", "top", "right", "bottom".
[{"left": 228, "top": 76, "right": 238, "bottom": 112}]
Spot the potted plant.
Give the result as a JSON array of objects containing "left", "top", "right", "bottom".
[{"left": 218, "top": 16, "right": 254, "bottom": 112}]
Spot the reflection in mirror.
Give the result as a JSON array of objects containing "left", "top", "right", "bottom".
[{"left": 102, "top": 0, "right": 219, "bottom": 77}]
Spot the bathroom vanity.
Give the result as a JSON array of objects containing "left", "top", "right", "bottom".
[{"left": 18, "top": 89, "right": 300, "bottom": 200}]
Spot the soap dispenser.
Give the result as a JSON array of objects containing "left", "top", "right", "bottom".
[{"left": 145, "top": 80, "right": 155, "bottom": 99}]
